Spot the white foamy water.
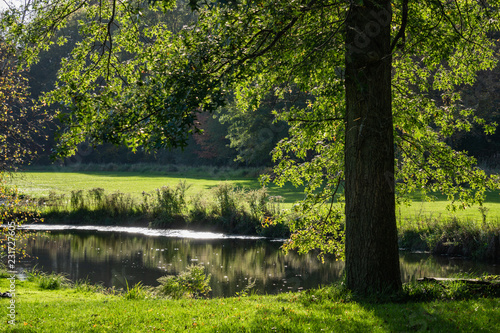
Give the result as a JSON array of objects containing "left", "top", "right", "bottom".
[{"left": 19, "top": 224, "right": 268, "bottom": 240}]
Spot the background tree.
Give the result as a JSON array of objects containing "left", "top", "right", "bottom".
[
  {"left": 4, "top": 0, "right": 500, "bottom": 294},
  {"left": 192, "top": 111, "right": 236, "bottom": 165},
  {"left": 21, "top": 0, "right": 261, "bottom": 167},
  {"left": 0, "top": 40, "right": 49, "bottom": 171},
  {"left": 217, "top": 93, "right": 291, "bottom": 166}
]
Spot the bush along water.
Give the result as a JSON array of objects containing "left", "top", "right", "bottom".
[
  {"left": 39, "top": 188, "right": 138, "bottom": 224},
  {"left": 156, "top": 264, "right": 212, "bottom": 299},
  {"left": 34, "top": 181, "right": 290, "bottom": 238},
  {"left": 187, "top": 183, "right": 288, "bottom": 237},
  {"left": 398, "top": 215, "right": 500, "bottom": 260},
  {"left": 147, "top": 181, "right": 190, "bottom": 227}
]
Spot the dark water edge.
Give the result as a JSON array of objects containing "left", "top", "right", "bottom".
[{"left": 18, "top": 225, "right": 500, "bottom": 298}]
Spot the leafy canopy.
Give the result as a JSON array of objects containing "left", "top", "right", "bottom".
[{"left": 3, "top": 0, "right": 500, "bottom": 258}]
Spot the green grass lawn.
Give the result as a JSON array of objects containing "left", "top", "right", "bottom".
[
  {"left": 7, "top": 170, "right": 306, "bottom": 208},
  {"left": 398, "top": 189, "right": 500, "bottom": 226},
  {"left": 398, "top": 196, "right": 500, "bottom": 224},
  {"left": 1, "top": 277, "right": 499, "bottom": 332}
]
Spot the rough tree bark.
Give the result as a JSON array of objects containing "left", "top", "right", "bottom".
[{"left": 344, "top": 0, "right": 402, "bottom": 294}]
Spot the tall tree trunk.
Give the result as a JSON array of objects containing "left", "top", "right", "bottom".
[{"left": 344, "top": 1, "right": 402, "bottom": 294}]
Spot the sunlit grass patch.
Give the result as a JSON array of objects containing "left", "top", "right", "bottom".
[{"left": 0, "top": 276, "right": 499, "bottom": 332}]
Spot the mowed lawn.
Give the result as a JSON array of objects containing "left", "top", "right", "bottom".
[
  {"left": 8, "top": 170, "right": 500, "bottom": 222},
  {"left": 398, "top": 192, "right": 500, "bottom": 223},
  {"left": 8, "top": 170, "right": 306, "bottom": 208}
]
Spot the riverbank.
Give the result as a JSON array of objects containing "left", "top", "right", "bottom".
[
  {"left": 1, "top": 274, "right": 499, "bottom": 332},
  {"left": 10, "top": 168, "right": 292, "bottom": 238},
  {"left": 7, "top": 168, "right": 500, "bottom": 260},
  {"left": 398, "top": 216, "right": 500, "bottom": 261},
  {"left": 32, "top": 181, "right": 289, "bottom": 238}
]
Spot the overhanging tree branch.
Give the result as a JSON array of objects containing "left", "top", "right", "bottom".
[{"left": 390, "top": 0, "right": 408, "bottom": 51}]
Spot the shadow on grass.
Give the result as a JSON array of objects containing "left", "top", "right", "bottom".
[
  {"left": 365, "top": 301, "right": 493, "bottom": 332},
  {"left": 238, "top": 282, "right": 500, "bottom": 332},
  {"left": 226, "top": 295, "right": 498, "bottom": 332}
]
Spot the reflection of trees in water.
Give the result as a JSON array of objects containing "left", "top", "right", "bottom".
[
  {"left": 24, "top": 232, "right": 498, "bottom": 296},
  {"left": 23, "top": 231, "right": 344, "bottom": 296},
  {"left": 399, "top": 252, "right": 500, "bottom": 282}
]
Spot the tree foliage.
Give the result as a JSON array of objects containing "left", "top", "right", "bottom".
[
  {"left": 3, "top": 0, "right": 218, "bottom": 157},
  {"left": 0, "top": 40, "right": 49, "bottom": 171}
]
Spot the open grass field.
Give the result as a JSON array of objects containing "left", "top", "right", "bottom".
[
  {"left": 7, "top": 169, "right": 305, "bottom": 208},
  {"left": 8, "top": 168, "right": 500, "bottom": 223},
  {"left": 1, "top": 275, "right": 499, "bottom": 332}
]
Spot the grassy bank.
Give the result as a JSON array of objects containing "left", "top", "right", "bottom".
[
  {"left": 398, "top": 216, "right": 500, "bottom": 260},
  {"left": 1, "top": 272, "right": 500, "bottom": 332},
  {"left": 11, "top": 178, "right": 289, "bottom": 238}
]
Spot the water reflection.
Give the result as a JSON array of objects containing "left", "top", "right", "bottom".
[
  {"left": 21, "top": 227, "right": 343, "bottom": 297},
  {"left": 399, "top": 251, "right": 499, "bottom": 282},
  {"left": 20, "top": 226, "right": 499, "bottom": 297}
]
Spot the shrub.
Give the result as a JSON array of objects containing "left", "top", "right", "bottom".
[
  {"left": 212, "top": 183, "right": 239, "bottom": 218},
  {"left": 156, "top": 265, "right": 211, "bottom": 299},
  {"left": 149, "top": 181, "right": 190, "bottom": 227},
  {"left": 70, "top": 190, "right": 86, "bottom": 210},
  {"left": 188, "top": 192, "right": 210, "bottom": 222},
  {"left": 27, "top": 269, "right": 71, "bottom": 290},
  {"left": 398, "top": 215, "right": 500, "bottom": 260},
  {"left": 46, "top": 191, "right": 67, "bottom": 212},
  {"left": 87, "top": 188, "right": 106, "bottom": 210},
  {"left": 210, "top": 183, "right": 249, "bottom": 232},
  {"left": 140, "top": 191, "right": 153, "bottom": 214},
  {"left": 154, "top": 182, "right": 189, "bottom": 216},
  {"left": 104, "top": 191, "right": 135, "bottom": 216},
  {"left": 247, "top": 187, "right": 268, "bottom": 220}
]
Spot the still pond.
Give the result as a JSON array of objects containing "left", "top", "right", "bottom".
[{"left": 19, "top": 225, "right": 500, "bottom": 297}]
